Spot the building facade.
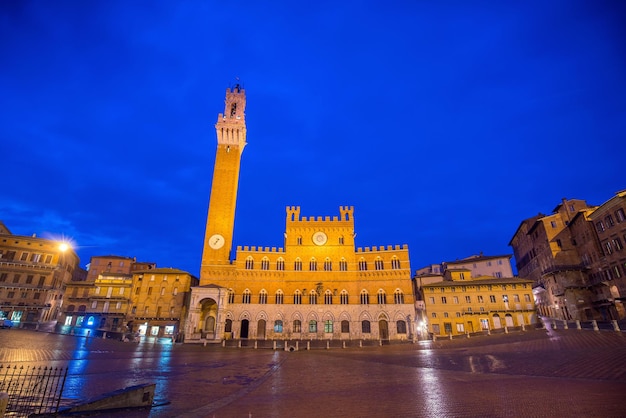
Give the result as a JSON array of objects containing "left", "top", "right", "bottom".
[
  {"left": 509, "top": 199, "right": 593, "bottom": 320},
  {"left": 0, "top": 222, "right": 81, "bottom": 326},
  {"left": 129, "top": 268, "right": 197, "bottom": 339},
  {"left": 422, "top": 268, "right": 536, "bottom": 337},
  {"left": 586, "top": 190, "right": 626, "bottom": 319},
  {"left": 186, "top": 86, "right": 416, "bottom": 343},
  {"left": 60, "top": 256, "right": 195, "bottom": 338}
]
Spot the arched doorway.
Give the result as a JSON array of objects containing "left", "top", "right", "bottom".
[
  {"left": 378, "top": 319, "right": 389, "bottom": 340},
  {"left": 492, "top": 314, "right": 502, "bottom": 329},
  {"left": 505, "top": 314, "right": 514, "bottom": 328},
  {"left": 200, "top": 299, "right": 218, "bottom": 339},
  {"left": 240, "top": 319, "right": 249, "bottom": 339},
  {"left": 257, "top": 319, "right": 266, "bottom": 339}
]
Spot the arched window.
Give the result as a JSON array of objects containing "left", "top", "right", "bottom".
[
  {"left": 225, "top": 319, "right": 233, "bottom": 332},
  {"left": 362, "top": 320, "right": 371, "bottom": 333},
  {"left": 228, "top": 289, "right": 235, "bottom": 304},
  {"left": 259, "top": 289, "right": 267, "bottom": 304},
  {"left": 324, "top": 320, "right": 333, "bottom": 333},
  {"left": 339, "top": 235, "right": 344, "bottom": 245},
  {"left": 394, "top": 289, "right": 404, "bottom": 304},
  {"left": 275, "top": 289, "right": 284, "bottom": 304},
  {"left": 431, "top": 312, "right": 437, "bottom": 318},
  {"left": 277, "top": 258, "right": 285, "bottom": 271},
  {"left": 294, "top": 290, "right": 302, "bottom": 305},
  {"left": 341, "top": 320, "right": 350, "bottom": 333},
  {"left": 274, "top": 320, "right": 283, "bottom": 333},
  {"left": 391, "top": 257, "right": 401, "bottom": 269},
  {"left": 324, "top": 290, "right": 333, "bottom": 305},
  {"left": 309, "top": 320, "right": 317, "bottom": 333},
  {"left": 396, "top": 320, "right": 407, "bottom": 334},
  {"left": 377, "top": 290, "right": 387, "bottom": 305},
  {"left": 324, "top": 258, "right": 332, "bottom": 271},
  {"left": 245, "top": 257, "right": 254, "bottom": 270},
  {"left": 340, "top": 290, "right": 349, "bottom": 304},
  {"left": 309, "top": 290, "right": 318, "bottom": 305},
  {"left": 309, "top": 258, "right": 317, "bottom": 271},
  {"left": 66, "top": 305, "right": 75, "bottom": 312},
  {"left": 375, "top": 257, "right": 384, "bottom": 270},
  {"left": 297, "top": 236, "right": 302, "bottom": 245},
  {"left": 360, "top": 290, "right": 369, "bottom": 305},
  {"left": 358, "top": 259, "right": 367, "bottom": 271},
  {"left": 242, "top": 289, "right": 251, "bottom": 304},
  {"left": 261, "top": 257, "right": 270, "bottom": 270},
  {"left": 293, "top": 319, "right": 302, "bottom": 333},
  {"left": 339, "top": 258, "right": 348, "bottom": 271},
  {"left": 294, "top": 258, "right": 302, "bottom": 271},
  {"left": 78, "top": 305, "right": 86, "bottom": 312}
]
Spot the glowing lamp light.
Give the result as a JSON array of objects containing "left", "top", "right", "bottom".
[{"left": 59, "top": 243, "right": 70, "bottom": 252}]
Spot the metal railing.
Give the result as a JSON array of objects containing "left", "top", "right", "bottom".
[{"left": 0, "top": 364, "right": 68, "bottom": 417}]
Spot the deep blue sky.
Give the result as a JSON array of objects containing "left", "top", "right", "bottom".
[{"left": 2, "top": 1, "right": 625, "bottom": 276}]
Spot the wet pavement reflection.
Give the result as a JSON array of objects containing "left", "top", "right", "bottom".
[{"left": 0, "top": 328, "right": 625, "bottom": 417}]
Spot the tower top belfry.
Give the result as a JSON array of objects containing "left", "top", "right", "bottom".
[{"left": 215, "top": 84, "right": 246, "bottom": 148}]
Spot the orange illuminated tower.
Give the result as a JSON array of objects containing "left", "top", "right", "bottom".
[{"left": 200, "top": 85, "right": 246, "bottom": 284}]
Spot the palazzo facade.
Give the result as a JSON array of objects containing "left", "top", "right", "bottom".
[{"left": 184, "top": 86, "right": 416, "bottom": 342}]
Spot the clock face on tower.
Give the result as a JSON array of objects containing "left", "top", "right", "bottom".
[
  {"left": 209, "top": 234, "right": 225, "bottom": 250},
  {"left": 312, "top": 231, "right": 328, "bottom": 246}
]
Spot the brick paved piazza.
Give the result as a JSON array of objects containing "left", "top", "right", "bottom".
[{"left": 0, "top": 328, "right": 625, "bottom": 417}]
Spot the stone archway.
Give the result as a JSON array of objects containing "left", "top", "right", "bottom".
[{"left": 200, "top": 298, "right": 218, "bottom": 339}]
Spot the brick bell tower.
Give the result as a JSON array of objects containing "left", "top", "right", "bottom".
[{"left": 200, "top": 84, "right": 246, "bottom": 285}]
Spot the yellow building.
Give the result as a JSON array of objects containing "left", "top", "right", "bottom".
[
  {"left": 186, "top": 86, "right": 416, "bottom": 342},
  {"left": 130, "top": 268, "right": 197, "bottom": 339},
  {"left": 423, "top": 268, "right": 536, "bottom": 336},
  {"left": 0, "top": 221, "right": 81, "bottom": 326},
  {"left": 61, "top": 270, "right": 133, "bottom": 333}
]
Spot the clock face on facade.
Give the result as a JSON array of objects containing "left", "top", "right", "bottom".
[
  {"left": 312, "top": 231, "right": 328, "bottom": 246},
  {"left": 209, "top": 234, "right": 225, "bottom": 250}
]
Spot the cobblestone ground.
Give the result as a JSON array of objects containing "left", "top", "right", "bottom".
[{"left": 0, "top": 328, "right": 624, "bottom": 417}]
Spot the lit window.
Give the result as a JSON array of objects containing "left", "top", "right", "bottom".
[
  {"left": 324, "top": 320, "right": 333, "bottom": 333},
  {"left": 293, "top": 320, "right": 302, "bottom": 333},
  {"left": 309, "top": 320, "right": 317, "bottom": 333},
  {"left": 274, "top": 320, "right": 283, "bottom": 333}
]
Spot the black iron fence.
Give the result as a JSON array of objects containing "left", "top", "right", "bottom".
[{"left": 0, "top": 364, "right": 68, "bottom": 417}]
